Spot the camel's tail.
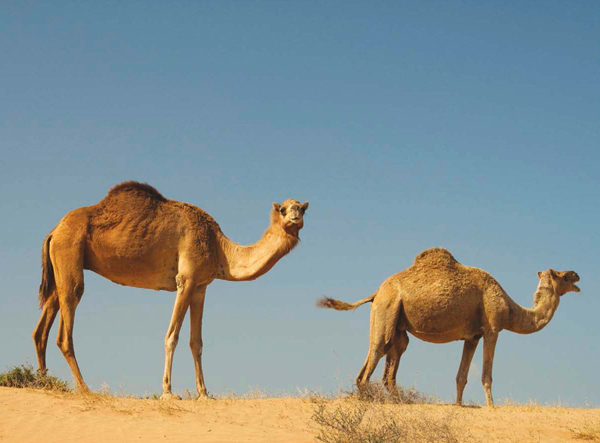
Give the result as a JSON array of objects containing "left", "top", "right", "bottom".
[
  {"left": 316, "top": 293, "right": 376, "bottom": 311},
  {"left": 38, "top": 234, "right": 55, "bottom": 309}
]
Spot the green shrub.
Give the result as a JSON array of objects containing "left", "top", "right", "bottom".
[{"left": 0, "top": 363, "right": 71, "bottom": 392}]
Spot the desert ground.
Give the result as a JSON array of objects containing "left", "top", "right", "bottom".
[{"left": 0, "top": 387, "right": 599, "bottom": 442}]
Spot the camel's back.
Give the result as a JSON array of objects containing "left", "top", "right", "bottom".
[
  {"left": 89, "top": 181, "right": 220, "bottom": 251},
  {"left": 394, "top": 247, "right": 482, "bottom": 295},
  {"left": 77, "top": 182, "right": 221, "bottom": 288}
]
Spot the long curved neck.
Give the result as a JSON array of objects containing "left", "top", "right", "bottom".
[
  {"left": 216, "top": 213, "right": 299, "bottom": 282},
  {"left": 505, "top": 276, "right": 560, "bottom": 334}
]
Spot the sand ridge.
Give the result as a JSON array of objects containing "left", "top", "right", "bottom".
[{"left": 0, "top": 387, "right": 598, "bottom": 442}]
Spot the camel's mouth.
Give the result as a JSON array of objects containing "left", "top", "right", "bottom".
[
  {"left": 289, "top": 217, "right": 302, "bottom": 224},
  {"left": 568, "top": 272, "right": 580, "bottom": 292}
]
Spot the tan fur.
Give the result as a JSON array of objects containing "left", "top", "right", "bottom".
[
  {"left": 32, "top": 181, "right": 308, "bottom": 399},
  {"left": 318, "top": 247, "right": 580, "bottom": 406}
]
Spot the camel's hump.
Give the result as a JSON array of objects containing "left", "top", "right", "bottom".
[
  {"left": 105, "top": 181, "right": 167, "bottom": 202},
  {"left": 413, "top": 247, "right": 459, "bottom": 267}
]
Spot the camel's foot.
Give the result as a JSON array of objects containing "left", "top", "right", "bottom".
[
  {"left": 160, "top": 392, "right": 182, "bottom": 401},
  {"left": 76, "top": 384, "right": 91, "bottom": 395},
  {"left": 196, "top": 389, "right": 212, "bottom": 400}
]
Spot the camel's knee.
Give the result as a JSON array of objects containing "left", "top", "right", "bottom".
[
  {"left": 456, "top": 375, "right": 468, "bottom": 390},
  {"left": 481, "top": 374, "right": 492, "bottom": 388},
  {"left": 165, "top": 334, "right": 179, "bottom": 352},
  {"left": 57, "top": 337, "right": 74, "bottom": 357},
  {"left": 32, "top": 328, "right": 43, "bottom": 347},
  {"left": 189, "top": 337, "right": 203, "bottom": 355}
]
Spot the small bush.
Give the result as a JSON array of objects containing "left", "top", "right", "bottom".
[
  {"left": 353, "top": 383, "right": 432, "bottom": 405},
  {"left": 0, "top": 363, "right": 71, "bottom": 392},
  {"left": 313, "top": 401, "right": 403, "bottom": 443},
  {"left": 311, "top": 385, "right": 469, "bottom": 443},
  {"left": 312, "top": 400, "right": 469, "bottom": 443}
]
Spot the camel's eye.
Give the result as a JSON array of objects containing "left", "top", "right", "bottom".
[{"left": 280, "top": 207, "right": 286, "bottom": 215}]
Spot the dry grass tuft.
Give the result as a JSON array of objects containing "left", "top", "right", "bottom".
[
  {"left": 311, "top": 399, "right": 469, "bottom": 443},
  {"left": 0, "top": 363, "right": 71, "bottom": 392},
  {"left": 351, "top": 383, "right": 433, "bottom": 405},
  {"left": 311, "top": 384, "right": 470, "bottom": 443},
  {"left": 571, "top": 421, "right": 600, "bottom": 441}
]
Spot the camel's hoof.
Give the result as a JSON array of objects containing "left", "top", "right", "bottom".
[
  {"left": 196, "top": 394, "right": 215, "bottom": 402},
  {"left": 77, "top": 385, "right": 92, "bottom": 395},
  {"left": 160, "top": 392, "right": 182, "bottom": 401}
]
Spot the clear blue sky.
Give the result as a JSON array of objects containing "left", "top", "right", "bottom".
[{"left": 1, "top": 1, "right": 598, "bottom": 405}]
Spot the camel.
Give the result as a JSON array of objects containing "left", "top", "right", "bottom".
[
  {"left": 317, "top": 247, "right": 580, "bottom": 406},
  {"left": 32, "top": 181, "right": 308, "bottom": 399}
]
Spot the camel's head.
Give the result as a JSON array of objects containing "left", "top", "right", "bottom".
[
  {"left": 272, "top": 199, "right": 309, "bottom": 234},
  {"left": 538, "top": 269, "right": 580, "bottom": 296}
]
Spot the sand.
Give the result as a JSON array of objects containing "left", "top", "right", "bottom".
[{"left": 0, "top": 387, "right": 598, "bottom": 442}]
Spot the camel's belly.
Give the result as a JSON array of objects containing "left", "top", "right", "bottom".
[
  {"left": 88, "top": 261, "right": 178, "bottom": 291},
  {"left": 84, "top": 248, "right": 180, "bottom": 292},
  {"left": 401, "top": 299, "right": 483, "bottom": 342},
  {"left": 407, "top": 328, "right": 465, "bottom": 344}
]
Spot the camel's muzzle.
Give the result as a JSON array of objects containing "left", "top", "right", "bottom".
[{"left": 567, "top": 272, "right": 580, "bottom": 292}]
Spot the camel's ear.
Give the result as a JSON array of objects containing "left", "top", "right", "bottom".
[
  {"left": 549, "top": 269, "right": 558, "bottom": 278},
  {"left": 301, "top": 201, "right": 309, "bottom": 213},
  {"left": 537, "top": 271, "right": 543, "bottom": 279},
  {"left": 272, "top": 203, "right": 281, "bottom": 212}
]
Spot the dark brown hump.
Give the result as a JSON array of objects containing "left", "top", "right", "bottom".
[
  {"left": 105, "top": 181, "right": 167, "bottom": 202},
  {"left": 413, "top": 247, "right": 459, "bottom": 268}
]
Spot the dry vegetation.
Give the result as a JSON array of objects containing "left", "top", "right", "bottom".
[
  {"left": 309, "top": 383, "right": 470, "bottom": 443},
  {"left": 570, "top": 420, "right": 600, "bottom": 442},
  {"left": 0, "top": 363, "right": 70, "bottom": 392}
]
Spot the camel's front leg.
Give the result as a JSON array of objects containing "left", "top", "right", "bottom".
[
  {"left": 455, "top": 337, "right": 480, "bottom": 405},
  {"left": 189, "top": 285, "right": 208, "bottom": 398},
  {"left": 481, "top": 332, "right": 498, "bottom": 407},
  {"left": 161, "top": 275, "right": 194, "bottom": 400}
]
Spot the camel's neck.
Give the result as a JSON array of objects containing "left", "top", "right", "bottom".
[
  {"left": 216, "top": 215, "right": 299, "bottom": 282},
  {"left": 505, "top": 276, "right": 560, "bottom": 334}
]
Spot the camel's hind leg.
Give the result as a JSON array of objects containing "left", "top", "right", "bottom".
[
  {"left": 51, "top": 238, "right": 88, "bottom": 392},
  {"left": 32, "top": 293, "right": 60, "bottom": 373},
  {"left": 356, "top": 304, "right": 397, "bottom": 388},
  {"left": 355, "top": 346, "right": 385, "bottom": 391},
  {"left": 356, "top": 285, "right": 404, "bottom": 390},
  {"left": 382, "top": 330, "right": 409, "bottom": 391}
]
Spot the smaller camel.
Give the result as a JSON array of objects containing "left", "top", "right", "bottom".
[
  {"left": 33, "top": 181, "right": 308, "bottom": 399},
  {"left": 317, "top": 248, "right": 580, "bottom": 406}
]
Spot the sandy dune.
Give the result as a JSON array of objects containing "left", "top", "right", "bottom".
[{"left": 0, "top": 387, "right": 598, "bottom": 442}]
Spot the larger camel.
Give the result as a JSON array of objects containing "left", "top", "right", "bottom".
[
  {"left": 33, "top": 181, "right": 308, "bottom": 399},
  {"left": 318, "top": 248, "right": 580, "bottom": 406}
]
